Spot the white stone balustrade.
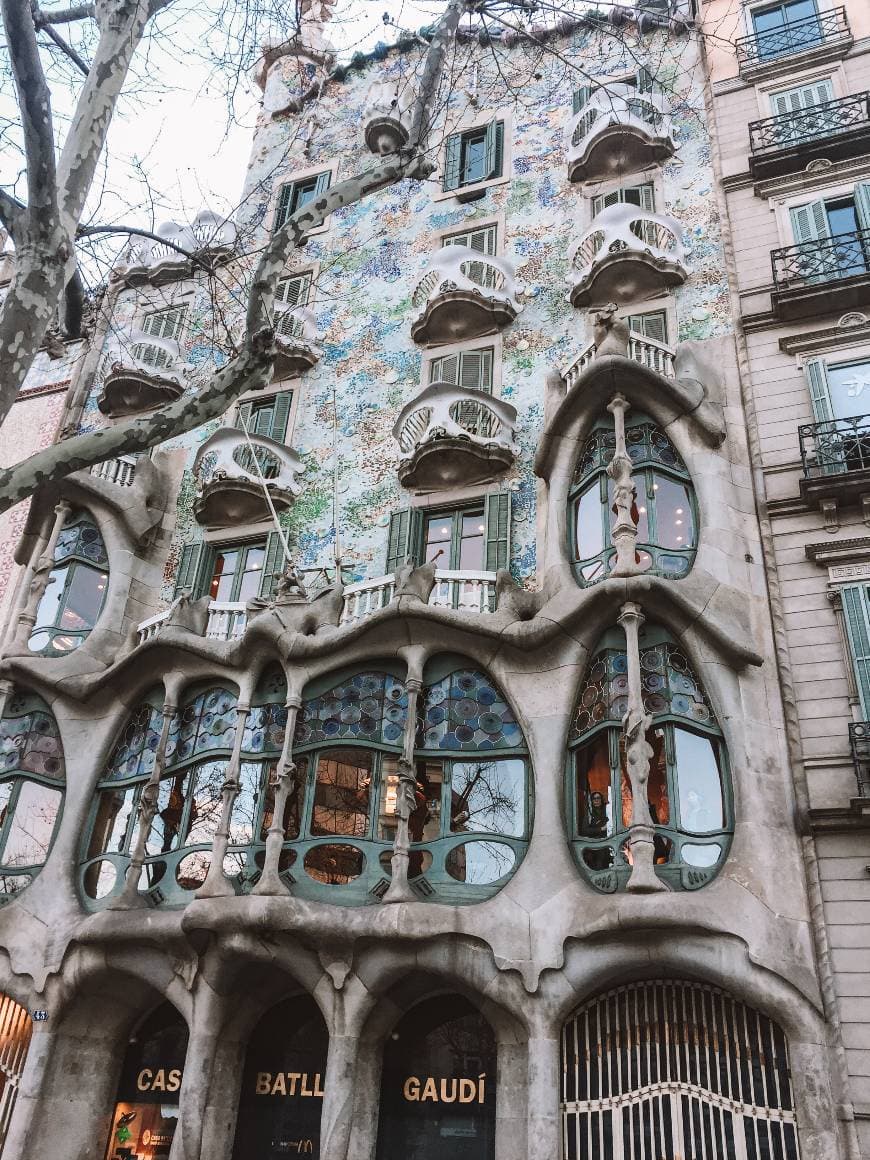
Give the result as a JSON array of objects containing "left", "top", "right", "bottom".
[
  {"left": 136, "top": 608, "right": 171, "bottom": 644},
  {"left": 568, "top": 202, "right": 688, "bottom": 307},
  {"left": 205, "top": 601, "right": 247, "bottom": 640},
  {"left": 563, "top": 332, "right": 677, "bottom": 389},
  {"left": 89, "top": 455, "right": 137, "bottom": 487},
  {"left": 410, "top": 247, "right": 521, "bottom": 343},
  {"left": 566, "top": 85, "right": 674, "bottom": 182},
  {"left": 273, "top": 304, "right": 322, "bottom": 377},
  {"left": 340, "top": 569, "right": 498, "bottom": 625}
]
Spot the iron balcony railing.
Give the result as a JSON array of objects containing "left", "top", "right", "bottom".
[
  {"left": 772, "top": 228, "right": 870, "bottom": 295},
  {"left": 799, "top": 413, "right": 870, "bottom": 479},
  {"left": 736, "top": 7, "right": 849, "bottom": 69},
  {"left": 749, "top": 91, "right": 870, "bottom": 156},
  {"left": 848, "top": 721, "right": 870, "bottom": 796}
]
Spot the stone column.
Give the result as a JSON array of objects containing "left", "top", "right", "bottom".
[
  {"left": 618, "top": 601, "right": 666, "bottom": 893},
  {"left": 13, "top": 500, "right": 71, "bottom": 649},
  {"left": 170, "top": 982, "right": 227, "bottom": 1160},
  {"left": 0, "top": 679, "right": 13, "bottom": 729},
  {"left": 197, "top": 704, "right": 251, "bottom": 898},
  {"left": 320, "top": 1032, "right": 361, "bottom": 1160},
  {"left": 382, "top": 668, "right": 422, "bottom": 904},
  {"left": 252, "top": 690, "right": 302, "bottom": 897},
  {"left": 110, "top": 695, "right": 179, "bottom": 910},
  {"left": 606, "top": 394, "right": 639, "bottom": 577},
  {"left": 525, "top": 1028, "right": 560, "bottom": 1160}
]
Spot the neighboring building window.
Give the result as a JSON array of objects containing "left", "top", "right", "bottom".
[
  {"left": 386, "top": 494, "right": 510, "bottom": 574},
  {"left": 429, "top": 346, "right": 494, "bottom": 392},
  {"left": 770, "top": 76, "right": 833, "bottom": 116},
  {"left": 173, "top": 534, "right": 287, "bottom": 603},
  {"left": 840, "top": 585, "right": 870, "bottom": 719},
  {"left": 789, "top": 184, "right": 870, "bottom": 279},
  {"left": 275, "top": 172, "right": 331, "bottom": 230},
  {"left": 561, "top": 981, "right": 799, "bottom": 1155},
  {"left": 627, "top": 309, "right": 668, "bottom": 344},
  {"left": 134, "top": 305, "right": 187, "bottom": 369},
  {"left": 29, "top": 511, "right": 109, "bottom": 655},
  {"left": 569, "top": 414, "right": 696, "bottom": 585},
  {"left": 442, "top": 121, "right": 505, "bottom": 192},
  {"left": 767, "top": 78, "right": 835, "bottom": 147},
  {"left": 275, "top": 271, "right": 312, "bottom": 339},
  {"left": 751, "top": 0, "right": 822, "bottom": 60},
  {"left": 804, "top": 356, "right": 870, "bottom": 424},
  {"left": 0, "top": 689, "right": 65, "bottom": 900},
  {"left": 568, "top": 626, "right": 732, "bottom": 892}
]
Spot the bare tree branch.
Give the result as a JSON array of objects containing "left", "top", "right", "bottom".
[
  {"left": 36, "top": 1, "right": 95, "bottom": 21},
  {"left": 0, "top": 189, "right": 25, "bottom": 239},
  {"left": 37, "top": 19, "right": 90, "bottom": 75}
]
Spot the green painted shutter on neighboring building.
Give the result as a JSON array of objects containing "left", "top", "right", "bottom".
[
  {"left": 805, "top": 358, "right": 833, "bottom": 423},
  {"left": 483, "top": 120, "right": 504, "bottom": 181},
  {"left": 790, "top": 200, "right": 830, "bottom": 245},
  {"left": 259, "top": 531, "right": 287, "bottom": 599},
  {"left": 855, "top": 182, "right": 870, "bottom": 234},
  {"left": 841, "top": 585, "right": 870, "bottom": 718},
  {"left": 484, "top": 493, "right": 511, "bottom": 572},
  {"left": 275, "top": 185, "right": 293, "bottom": 230},
  {"left": 174, "top": 542, "right": 209, "bottom": 598}
]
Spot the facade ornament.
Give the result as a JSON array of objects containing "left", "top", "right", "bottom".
[
  {"left": 253, "top": 693, "right": 302, "bottom": 896},
  {"left": 196, "top": 705, "right": 252, "bottom": 898},
  {"left": 838, "top": 312, "right": 868, "bottom": 328},
  {"left": 805, "top": 158, "right": 832, "bottom": 172},
  {"left": 617, "top": 601, "right": 667, "bottom": 893},
  {"left": 591, "top": 303, "right": 630, "bottom": 357},
  {"left": 607, "top": 394, "right": 640, "bottom": 576},
  {"left": 383, "top": 676, "right": 423, "bottom": 903},
  {"left": 274, "top": 561, "right": 308, "bottom": 603}
]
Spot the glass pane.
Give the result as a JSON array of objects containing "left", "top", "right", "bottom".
[
  {"left": 32, "top": 566, "right": 68, "bottom": 633},
  {"left": 575, "top": 735, "right": 613, "bottom": 837},
  {"left": 574, "top": 485, "right": 604, "bottom": 561},
  {"left": 311, "top": 749, "right": 372, "bottom": 837},
  {"left": 675, "top": 729, "right": 724, "bottom": 833},
  {"left": 185, "top": 760, "right": 226, "bottom": 845},
  {"left": 458, "top": 512, "right": 485, "bottom": 570},
  {"left": 445, "top": 840, "right": 515, "bottom": 883},
  {"left": 83, "top": 858, "right": 117, "bottom": 900},
  {"left": 237, "top": 546, "right": 265, "bottom": 602},
  {"left": 258, "top": 758, "right": 303, "bottom": 841},
  {"left": 0, "top": 781, "right": 13, "bottom": 832},
  {"left": 425, "top": 515, "right": 453, "bottom": 566},
  {"left": 229, "top": 761, "right": 262, "bottom": 847},
  {"left": 210, "top": 551, "right": 239, "bottom": 601},
  {"left": 293, "top": 179, "right": 319, "bottom": 210},
  {"left": 827, "top": 361, "right": 870, "bottom": 421},
  {"left": 450, "top": 758, "right": 525, "bottom": 837},
  {"left": 652, "top": 475, "right": 694, "bottom": 550},
  {"left": 147, "top": 771, "right": 189, "bottom": 855},
  {"left": 681, "top": 843, "right": 722, "bottom": 867},
  {"left": 461, "top": 131, "right": 487, "bottom": 184},
  {"left": 59, "top": 564, "right": 106, "bottom": 631},
  {"left": 176, "top": 850, "right": 210, "bottom": 889},
  {"left": 89, "top": 786, "right": 137, "bottom": 858},
  {"left": 303, "top": 843, "right": 363, "bottom": 884},
  {"left": 620, "top": 727, "right": 669, "bottom": 827},
  {"left": 1, "top": 782, "right": 61, "bottom": 867},
  {"left": 633, "top": 479, "right": 650, "bottom": 543}
]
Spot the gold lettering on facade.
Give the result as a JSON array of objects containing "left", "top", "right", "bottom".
[
  {"left": 136, "top": 1068, "right": 153, "bottom": 1092},
  {"left": 404, "top": 1076, "right": 420, "bottom": 1101},
  {"left": 135, "top": 1067, "right": 183, "bottom": 1094},
  {"left": 253, "top": 1071, "right": 325, "bottom": 1097},
  {"left": 256, "top": 1072, "right": 272, "bottom": 1095},
  {"left": 272, "top": 1074, "right": 287, "bottom": 1096},
  {"left": 402, "top": 1075, "right": 487, "bottom": 1104}
]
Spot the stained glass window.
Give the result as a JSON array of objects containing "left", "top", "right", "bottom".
[
  {"left": 420, "top": 669, "right": 523, "bottom": 751},
  {"left": 295, "top": 672, "right": 408, "bottom": 746},
  {"left": 104, "top": 703, "right": 164, "bottom": 781},
  {"left": 28, "top": 511, "right": 110, "bottom": 655},
  {"left": 173, "top": 687, "right": 238, "bottom": 763}
]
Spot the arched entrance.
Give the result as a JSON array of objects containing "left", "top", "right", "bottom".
[
  {"left": 376, "top": 994, "right": 496, "bottom": 1160},
  {"left": 560, "top": 980, "right": 800, "bottom": 1159},
  {"left": 232, "top": 993, "right": 328, "bottom": 1159},
  {"left": 104, "top": 1002, "right": 187, "bottom": 1160},
  {"left": 0, "top": 993, "right": 32, "bottom": 1157}
]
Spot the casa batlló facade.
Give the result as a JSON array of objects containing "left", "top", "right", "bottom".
[{"left": 0, "top": 1, "right": 866, "bottom": 1157}]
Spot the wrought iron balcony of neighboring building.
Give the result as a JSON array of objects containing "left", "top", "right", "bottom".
[
  {"left": 192, "top": 427, "right": 303, "bottom": 527},
  {"left": 393, "top": 381, "right": 518, "bottom": 492},
  {"left": 115, "top": 211, "right": 237, "bottom": 286},
  {"left": 565, "top": 85, "right": 676, "bottom": 184},
  {"left": 848, "top": 721, "right": 870, "bottom": 797},
  {"left": 410, "top": 248, "right": 522, "bottom": 345},
  {"left": 96, "top": 334, "right": 187, "bottom": 418},
  {"left": 568, "top": 203, "right": 688, "bottom": 308},
  {"left": 272, "top": 302, "right": 322, "bottom": 379},
  {"left": 771, "top": 229, "right": 870, "bottom": 322},
  {"left": 735, "top": 8, "right": 852, "bottom": 79},
  {"left": 749, "top": 92, "right": 870, "bottom": 181},
  {"left": 798, "top": 412, "right": 870, "bottom": 521}
]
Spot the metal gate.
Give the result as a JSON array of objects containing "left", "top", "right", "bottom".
[
  {"left": 561, "top": 981, "right": 799, "bottom": 1160},
  {"left": 0, "top": 993, "right": 32, "bottom": 1156}
]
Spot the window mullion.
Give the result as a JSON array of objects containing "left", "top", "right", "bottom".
[
  {"left": 646, "top": 470, "right": 658, "bottom": 544},
  {"left": 0, "top": 779, "right": 20, "bottom": 858}
]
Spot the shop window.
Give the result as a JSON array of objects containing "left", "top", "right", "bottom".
[
  {"left": 81, "top": 668, "right": 290, "bottom": 907},
  {"left": 28, "top": 510, "right": 109, "bottom": 655},
  {"left": 172, "top": 532, "right": 288, "bottom": 603},
  {"left": 376, "top": 995, "right": 496, "bottom": 1160},
  {"left": 561, "top": 980, "right": 799, "bottom": 1157},
  {"left": 275, "top": 173, "right": 331, "bottom": 230},
  {"left": 443, "top": 122, "right": 505, "bottom": 193},
  {"left": 105, "top": 1003, "right": 188, "bottom": 1160},
  {"left": 568, "top": 414, "right": 697, "bottom": 586},
  {"left": 386, "top": 493, "right": 510, "bottom": 576},
  {"left": 568, "top": 625, "right": 732, "bottom": 892},
  {"left": 232, "top": 995, "right": 328, "bottom": 1159}
]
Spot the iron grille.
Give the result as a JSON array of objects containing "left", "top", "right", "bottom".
[
  {"left": 848, "top": 721, "right": 870, "bottom": 796},
  {"left": 749, "top": 91, "right": 870, "bottom": 156},
  {"left": 799, "top": 413, "right": 870, "bottom": 479},
  {"left": 735, "top": 7, "right": 849, "bottom": 68},
  {"left": 772, "top": 228, "right": 870, "bottom": 294}
]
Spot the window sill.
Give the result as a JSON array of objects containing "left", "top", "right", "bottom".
[
  {"left": 432, "top": 173, "right": 511, "bottom": 204},
  {"left": 737, "top": 31, "right": 854, "bottom": 85}
]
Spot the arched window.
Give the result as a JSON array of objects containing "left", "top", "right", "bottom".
[
  {"left": 561, "top": 980, "right": 799, "bottom": 1159},
  {"left": 105, "top": 1003, "right": 188, "bottom": 1160},
  {"left": 0, "top": 992, "right": 32, "bottom": 1155},
  {"left": 291, "top": 658, "right": 530, "bottom": 904},
  {"left": 568, "top": 626, "right": 732, "bottom": 892},
  {"left": 28, "top": 510, "right": 109, "bottom": 654},
  {"left": 569, "top": 415, "right": 697, "bottom": 585},
  {"left": 377, "top": 995, "right": 496, "bottom": 1160},
  {"left": 0, "top": 690, "right": 65, "bottom": 899},
  {"left": 82, "top": 668, "right": 288, "bottom": 907}
]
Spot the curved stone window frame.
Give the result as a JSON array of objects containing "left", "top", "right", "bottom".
[
  {"left": 566, "top": 625, "right": 733, "bottom": 893},
  {"left": 28, "top": 510, "right": 109, "bottom": 656},
  {"left": 568, "top": 413, "right": 698, "bottom": 586},
  {"left": 0, "top": 689, "right": 65, "bottom": 901}
]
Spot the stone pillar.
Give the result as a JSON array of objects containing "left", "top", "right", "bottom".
[
  {"left": 344, "top": 1036, "right": 382, "bottom": 1160},
  {"left": 320, "top": 1032, "right": 361, "bottom": 1160},
  {"left": 197, "top": 704, "right": 250, "bottom": 899},
  {"left": 382, "top": 665, "right": 423, "bottom": 904},
  {"left": 171, "top": 984, "right": 227, "bottom": 1160},
  {"left": 495, "top": 1037, "right": 527, "bottom": 1160},
  {"left": 13, "top": 500, "right": 70, "bottom": 649},
  {"left": 525, "top": 1029, "right": 560, "bottom": 1160},
  {"left": 252, "top": 690, "right": 302, "bottom": 897},
  {"left": 606, "top": 394, "right": 640, "bottom": 577},
  {"left": 618, "top": 600, "right": 666, "bottom": 893}
]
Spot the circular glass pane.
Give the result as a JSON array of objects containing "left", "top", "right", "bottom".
[
  {"left": 582, "top": 846, "right": 614, "bottom": 870},
  {"left": 681, "top": 843, "right": 722, "bottom": 868},
  {"left": 84, "top": 859, "right": 117, "bottom": 900},
  {"left": 445, "top": 841, "right": 515, "bottom": 885},
  {"left": 378, "top": 849, "right": 433, "bottom": 879},
  {"left": 176, "top": 850, "right": 210, "bottom": 890},
  {"left": 304, "top": 844, "right": 364, "bottom": 885}
]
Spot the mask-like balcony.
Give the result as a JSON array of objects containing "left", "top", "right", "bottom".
[
  {"left": 410, "top": 248, "right": 521, "bottom": 345},
  {"left": 362, "top": 80, "right": 412, "bottom": 154},
  {"left": 117, "top": 212, "right": 237, "bottom": 286},
  {"left": 273, "top": 303, "right": 322, "bottom": 379},
  {"left": 749, "top": 92, "right": 870, "bottom": 182},
  {"left": 568, "top": 203, "right": 687, "bottom": 308},
  {"left": 393, "top": 382, "right": 518, "bottom": 492},
  {"left": 564, "top": 330, "right": 677, "bottom": 388},
  {"left": 771, "top": 230, "right": 870, "bottom": 322},
  {"left": 566, "top": 85, "right": 675, "bottom": 184},
  {"left": 193, "top": 428, "right": 303, "bottom": 527},
  {"left": 97, "top": 334, "right": 187, "bottom": 418}
]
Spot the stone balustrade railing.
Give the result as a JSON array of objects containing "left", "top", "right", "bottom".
[
  {"left": 205, "top": 601, "right": 247, "bottom": 640},
  {"left": 570, "top": 203, "right": 685, "bottom": 278},
  {"left": 89, "top": 455, "right": 138, "bottom": 487},
  {"left": 193, "top": 428, "right": 303, "bottom": 493},
  {"left": 393, "top": 382, "right": 518, "bottom": 457},
  {"left": 563, "top": 332, "right": 677, "bottom": 389},
  {"left": 411, "top": 246, "right": 520, "bottom": 312}
]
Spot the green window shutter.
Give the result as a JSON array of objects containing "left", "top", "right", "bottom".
[
  {"left": 235, "top": 401, "right": 254, "bottom": 432},
  {"left": 805, "top": 358, "right": 833, "bottom": 423},
  {"left": 430, "top": 353, "right": 460, "bottom": 385},
  {"left": 855, "top": 183, "right": 870, "bottom": 234},
  {"left": 573, "top": 85, "right": 592, "bottom": 114},
  {"left": 277, "top": 273, "right": 311, "bottom": 307},
  {"left": 790, "top": 200, "right": 830, "bottom": 245},
  {"left": 841, "top": 585, "right": 870, "bottom": 718},
  {"left": 314, "top": 171, "right": 331, "bottom": 197},
  {"left": 484, "top": 121, "right": 504, "bottom": 180},
  {"left": 639, "top": 183, "right": 655, "bottom": 213},
  {"left": 771, "top": 79, "right": 833, "bottom": 114},
  {"left": 386, "top": 508, "right": 424, "bottom": 572},
  {"left": 459, "top": 348, "right": 493, "bottom": 393},
  {"left": 259, "top": 532, "right": 287, "bottom": 599},
  {"left": 629, "top": 311, "right": 668, "bottom": 344},
  {"left": 443, "top": 133, "right": 462, "bottom": 192},
  {"left": 275, "top": 185, "right": 293, "bottom": 230},
  {"left": 174, "top": 542, "right": 208, "bottom": 598},
  {"left": 484, "top": 493, "right": 511, "bottom": 572},
  {"left": 269, "top": 391, "right": 293, "bottom": 443},
  {"left": 636, "top": 67, "right": 654, "bottom": 94}
]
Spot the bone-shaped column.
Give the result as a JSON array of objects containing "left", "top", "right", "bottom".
[
  {"left": 618, "top": 601, "right": 667, "bottom": 893},
  {"left": 196, "top": 704, "right": 251, "bottom": 898},
  {"left": 382, "top": 671, "right": 422, "bottom": 905},
  {"left": 607, "top": 394, "right": 640, "bottom": 577},
  {"left": 252, "top": 692, "right": 302, "bottom": 896},
  {"left": 14, "top": 500, "right": 71, "bottom": 649}
]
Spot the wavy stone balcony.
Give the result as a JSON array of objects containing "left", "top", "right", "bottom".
[
  {"left": 393, "top": 382, "right": 518, "bottom": 491},
  {"left": 410, "top": 248, "right": 521, "bottom": 344},
  {"left": 96, "top": 334, "right": 187, "bottom": 418},
  {"left": 273, "top": 302, "right": 322, "bottom": 378},
  {"left": 568, "top": 203, "right": 687, "bottom": 308},
  {"left": 566, "top": 86, "right": 675, "bottom": 183},
  {"left": 192, "top": 428, "right": 303, "bottom": 527},
  {"left": 362, "top": 79, "right": 411, "bottom": 154},
  {"left": 116, "top": 211, "right": 237, "bottom": 286}
]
